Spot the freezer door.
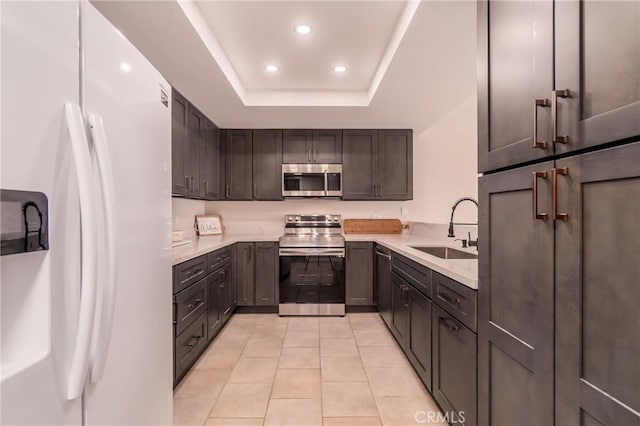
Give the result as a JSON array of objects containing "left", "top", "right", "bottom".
[
  {"left": 81, "top": 4, "right": 173, "bottom": 425},
  {"left": 1, "top": 1, "right": 84, "bottom": 425}
]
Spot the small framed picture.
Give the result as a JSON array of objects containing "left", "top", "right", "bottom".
[{"left": 195, "top": 215, "right": 224, "bottom": 236}]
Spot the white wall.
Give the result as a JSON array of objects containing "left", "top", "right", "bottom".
[
  {"left": 172, "top": 198, "right": 206, "bottom": 239},
  {"left": 405, "top": 96, "right": 478, "bottom": 224}
]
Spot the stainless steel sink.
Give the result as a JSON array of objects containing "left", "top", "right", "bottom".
[{"left": 410, "top": 246, "right": 478, "bottom": 260}]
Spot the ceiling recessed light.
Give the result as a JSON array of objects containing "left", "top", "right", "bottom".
[
  {"left": 294, "top": 24, "right": 313, "bottom": 35},
  {"left": 120, "top": 62, "right": 131, "bottom": 72},
  {"left": 265, "top": 64, "right": 279, "bottom": 72},
  {"left": 333, "top": 65, "right": 347, "bottom": 73}
]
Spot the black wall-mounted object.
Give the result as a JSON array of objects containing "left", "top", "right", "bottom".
[{"left": 1, "top": 189, "right": 49, "bottom": 256}]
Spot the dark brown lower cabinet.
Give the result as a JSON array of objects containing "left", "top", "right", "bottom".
[
  {"left": 219, "top": 262, "right": 234, "bottom": 323},
  {"left": 478, "top": 161, "right": 555, "bottom": 426},
  {"left": 480, "top": 142, "right": 640, "bottom": 426},
  {"left": 375, "top": 245, "right": 392, "bottom": 326},
  {"left": 235, "top": 242, "right": 255, "bottom": 306},
  {"left": 206, "top": 273, "right": 221, "bottom": 341},
  {"left": 174, "top": 313, "right": 207, "bottom": 385},
  {"left": 406, "top": 286, "right": 432, "bottom": 390},
  {"left": 432, "top": 304, "right": 477, "bottom": 426},
  {"left": 345, "top": 242, "right": 374, "bottom": 305},
  {"left": 390, "top": 272, "right": 410, "bottom": 348},
  {"left": 555, "top": 142, "right": 640, "bottom": 425},
  {"left": 254, "top": 242, "right": 278, "bottom": 306}
]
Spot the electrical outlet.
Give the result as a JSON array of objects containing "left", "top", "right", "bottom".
[
  {"left": 372, "top": 213, "right": 381, "bottom": 219},
  {"left": 401, "top": 206, "right": 408, "bottom": 216}
]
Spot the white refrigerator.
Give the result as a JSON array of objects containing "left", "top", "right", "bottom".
[{"left": 1, "top": 1, "right": 173, "bottom": 424}]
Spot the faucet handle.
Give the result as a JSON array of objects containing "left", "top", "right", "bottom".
[{"left": 454, "top": 238, "right": 468, "bottom": 248}]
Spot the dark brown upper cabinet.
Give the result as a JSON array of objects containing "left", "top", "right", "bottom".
[
  {"left": 252, "top": 130, "right": 283, "bottom": 201},
  {"left": 222, "top": 129, "right": 253, "bottom": 200},
  {"left": 342, "top": 129, "right": 412, "bottom": 200},
  {"left": 171, "top": 90, "right": 189, "bottom": 196},
  {"left": 554, "top": 1, "right": 640, "bottom": 155},
  {"left": 478, "top": 0, "right": 640, "bottom": 173},
  {"left": 171, "top": 88, "right": 221, "bottom": 200},
  {"left": 477, "top": 1, "right": 554, "bottom": 173},
  {"left": 201, "top": 118, "right": 221, "bottom": 200},
  {"left": 282, "top": 129, "right": 342, "bottom": 164}
]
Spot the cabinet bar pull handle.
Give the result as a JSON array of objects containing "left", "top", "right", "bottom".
[
  {"left": 439, "top": 316, "right": 460, "bottom": 332},
  {"left": 226, "top": 184, "right": 230, "bottom": 198},
  {"left": 203, "top": 180, "right": 208, "bottom": 194},
  {"left": 552, "top": 89, "right": 570, "bottom": 144},
  {"left": 186, "top": 335, "right": 201, "bottom": 348},
  {"left": 533, "top": 171, "right": 548, "bottom": 221},
  {"left": 375, "top": 250, "right": 391, "bottom": 260},
  {"left": 185, "top": 176, "right": 190, "bottom": 192},
  {"left": 313, "top": 147, "right": 317, "bottom": 162},
  {"left": 439, "top": 291, "right": 461, "bottom": 306},
  {"left": 253, "top": 184, "right": 257, "bottom": 198},
  {"left": 379, "top": 184, "right": 383, "bottom": 198},
  {"left": 308, "top": 148, "right": 312, "bottom": 163},
  {"left": 552, "top": 167, "right": 570, "bottom": 221},
  {"left": 191, "top": 176, "right": 194, "bottom": 192},
  {"left": 533, "top": 99, "right": 549, "bottom": 149}
]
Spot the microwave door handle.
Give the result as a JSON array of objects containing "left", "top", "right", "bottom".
[{"left": 324, "top": 171, "right": 328, "bottom": 196}]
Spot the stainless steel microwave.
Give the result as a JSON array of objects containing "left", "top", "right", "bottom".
[{"left": 282, "top": 164, "right": 342, "bottom": 198}]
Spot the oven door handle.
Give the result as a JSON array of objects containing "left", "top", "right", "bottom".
[{"left": 279, "top": 248, "right": 346, "bottom": 257}]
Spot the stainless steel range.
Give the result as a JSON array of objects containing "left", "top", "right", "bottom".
[{"left": 278, "top": 214, "right": 345, "bottom": 316}]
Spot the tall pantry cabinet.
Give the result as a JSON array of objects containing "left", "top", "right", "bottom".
[{"left": 478, "top": 1, "right": 640, "bottom": 426}]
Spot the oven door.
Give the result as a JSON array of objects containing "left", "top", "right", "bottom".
[{"left": 279, "top": 247, "right": 345, "bottom": 316}]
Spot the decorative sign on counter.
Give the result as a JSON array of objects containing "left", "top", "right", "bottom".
[{"left": 195, "top": 215, "right": 224, "bottom": 236}]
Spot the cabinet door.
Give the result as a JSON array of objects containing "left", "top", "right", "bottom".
[
  {"left": 171, "top": 90, "right": 189, "bottom": 195},
  {"left": 378, "top": 130, "right": 412, "bottom": 200},
  {"left": 312, "top": 129, "right": 342, "bottom": 164},
  {"left": 555, "top": 143, "right": 640, "bottom": 425},
  {"left": 224, "top": 130, "right": 253, "bottom": 200},
  {"left": 478, "top": 1, "right": 554, "bottom": 172},
  {"left": 345, "top": 242, "right": 374, "bottom": 305},
  {"left": 201, "top": 118, "right": 221, "bottom": 200},
  {"left": 342, "top": 129, "right": 377, "bottom": 200},
  {"left": 220, "top": 263, "right": 234, "bottom": 323},
  {"left": 282, "top": 129, "right": 312, "bottom": 163},
  {"left": 406, "top": 287, "right": 432, "bottom": 391},
  {"left": 252, "top": 130, "right": 283, "bottom": 200},
  {"left": 478, "top": 161, "right": 554, "bottom": 426},
  {"left": 433, "top": 304, "right": 477, "bottom": 426},
  {"left": 555, "top": 1, "right": 640, "bottom": 154},
  {"left": 375, "top": 245, "right": 393, "bottom": 327},
  {"left": 187, "top": 104, "right": 204, "bottom": 195},
  {"left": 235, "top": 242, "right": 255, "bottom": 306},
  {"left": 207, "top": 273, "right": 221, "bottom": 341},
  {"left": 390, "top": 273, "right": 409, "bottom": 349},
  {"left": 254, "top": 242, "right": 278, "bottom": 306}
]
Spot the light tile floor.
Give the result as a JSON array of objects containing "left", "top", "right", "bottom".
[{"left": 174, "top": 313, "right": 448, "bottom": 426}]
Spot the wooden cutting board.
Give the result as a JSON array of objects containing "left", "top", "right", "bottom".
[{"left": 343, "top": 219, "right": 403, "bottom": 234}]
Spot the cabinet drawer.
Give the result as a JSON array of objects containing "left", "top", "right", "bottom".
[
  {"left": 174, "top": 255, "right": 208, "bottom": 293},
  {"left": 392, "top": 254, "right": 432, "bottom": 298},
  {"left": 208, "top": 246, "right": 232, "bottom": 273},
  {"left": 174, "top": 313, "right": 208, "bottom": 385},
  {"left": 433, "top": 272, "right": 477, "bottom": 332},
  {"left": 174, "top": 278, "right": 207, "bottom": 336}
]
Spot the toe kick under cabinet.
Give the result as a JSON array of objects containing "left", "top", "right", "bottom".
[{"left": 172, "top": 246, "right": 234, "bottom": 386}]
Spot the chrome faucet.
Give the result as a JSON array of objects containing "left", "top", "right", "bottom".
[{"left": 448, "top": 197, "right": 478, "bottom": 249}]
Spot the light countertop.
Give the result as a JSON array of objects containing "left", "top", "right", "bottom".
[{"left": 172, "top": 233, "right": 478, "bottom": 289}]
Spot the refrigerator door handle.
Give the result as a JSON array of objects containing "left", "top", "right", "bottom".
[
  {"left": 64, "top": 103, "right": 99, "bottom": 400},
  {"left": 87, "top": 113, "right": 117, "bottom": 383}
]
